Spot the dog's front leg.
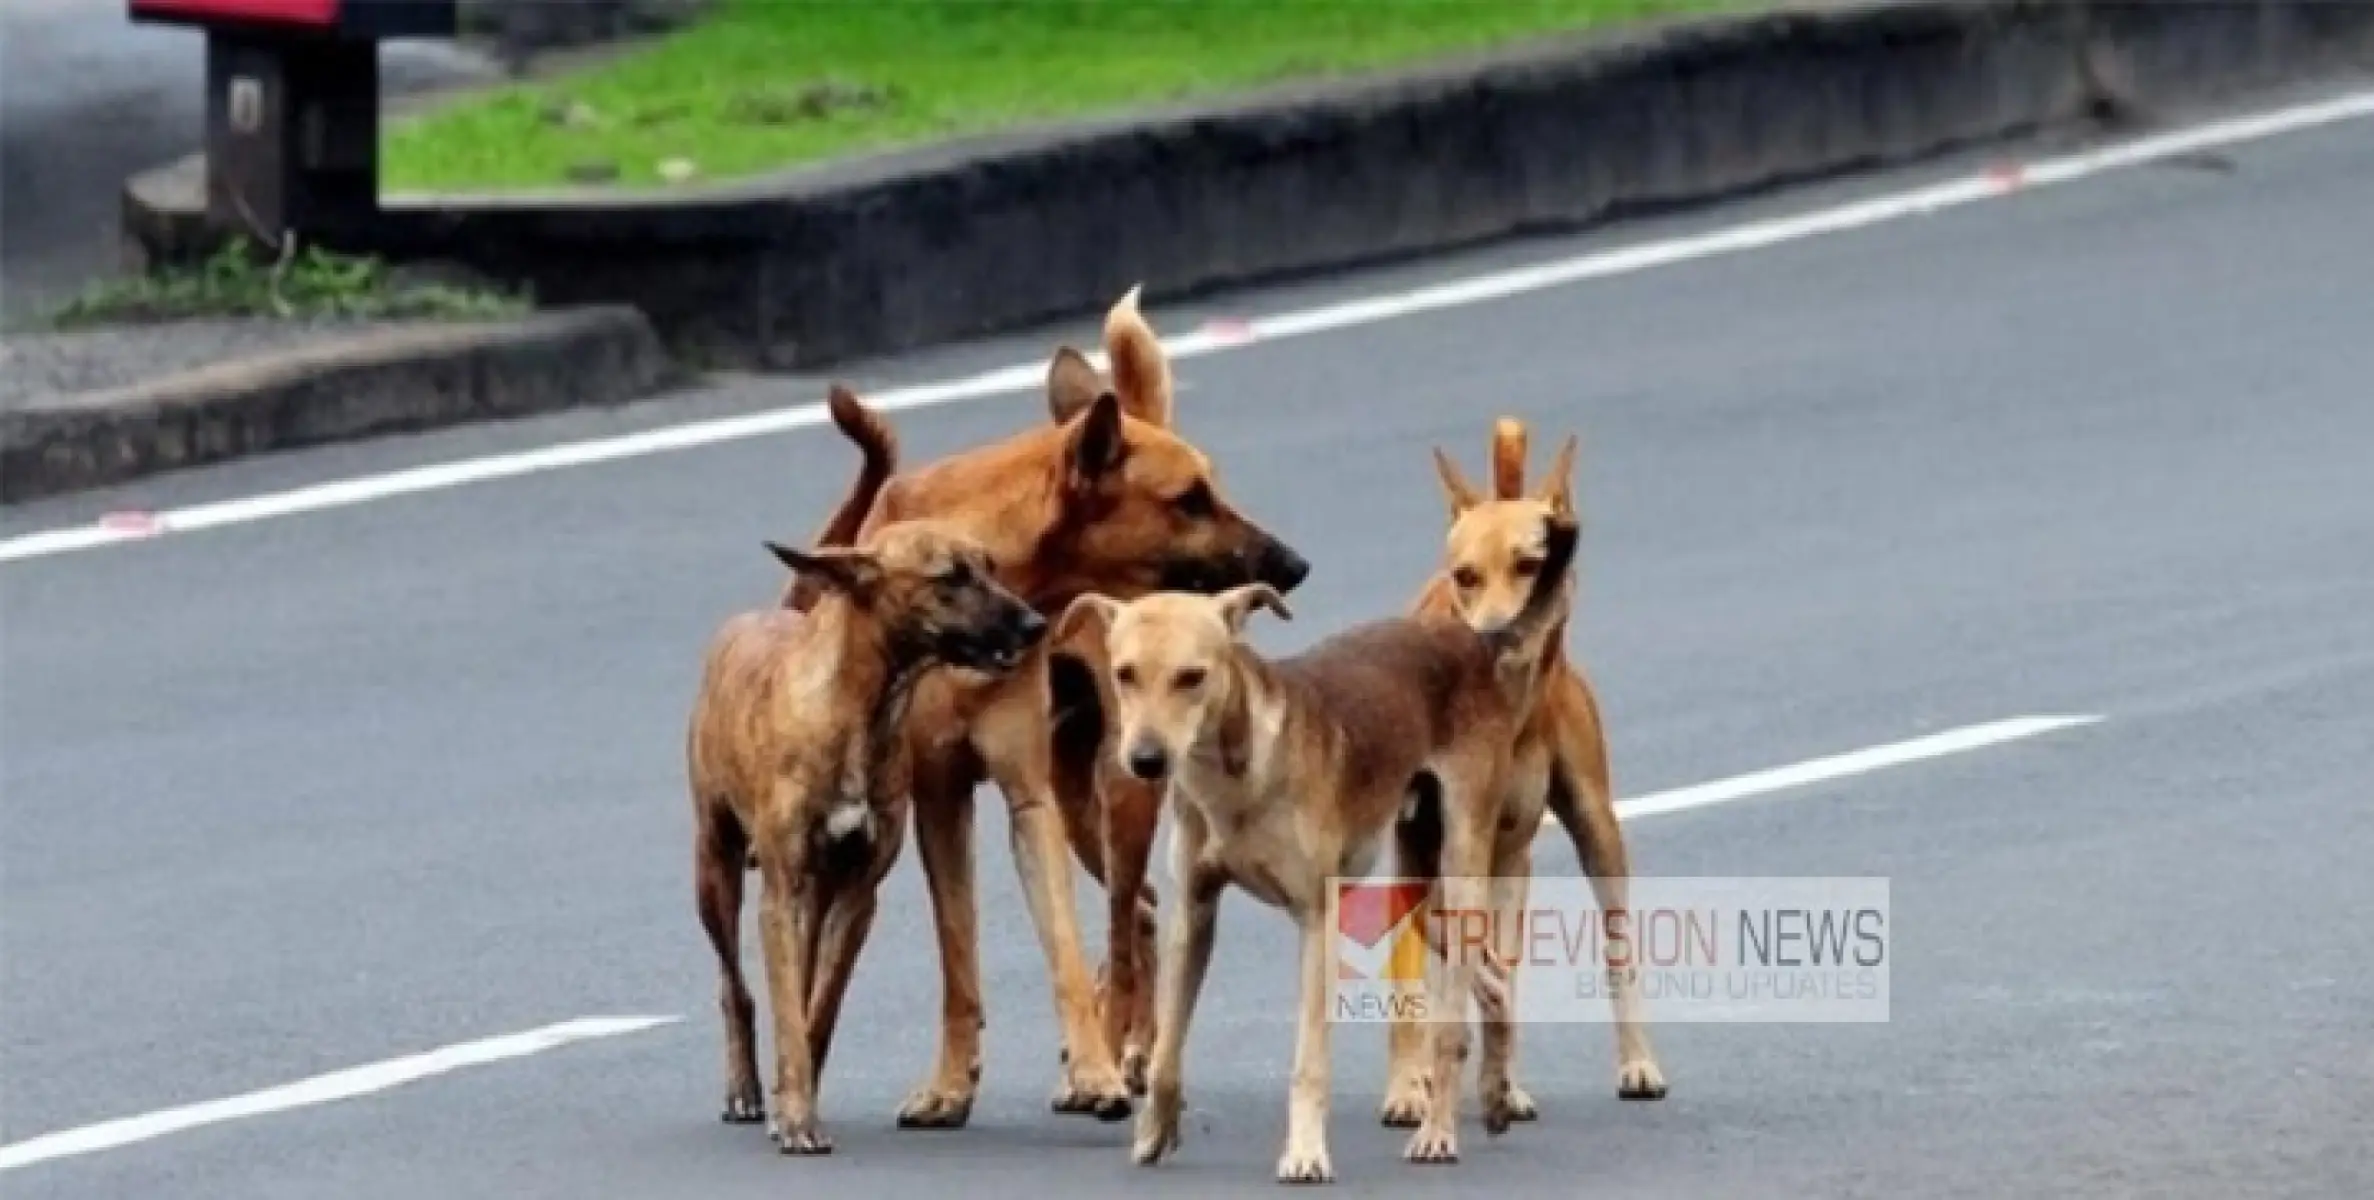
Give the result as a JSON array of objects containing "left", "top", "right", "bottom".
[
  {"left": 1277, "top": 909, "right": 1337, "bottom": 1183},
  {"left": 897, "top": 757, "right": 985, "bottom": 1130},
  {"left": 756, "top": 835, "right": 830, "bottom": 1155},
  {"left": 1545, "top": 721, "right": 1668, "bottom": 1101},
  {"left": 1100, "top": 766, "right": 1164, "bottom": 1096},
  {"left": 1135, "top": 810, "right": 1220, "bottom": 1167},
  {"left": 978, "top": 712, "right": 1132, "bottom": 1120},
  {"left": 1478, "top": 842, "right": 1538, "bottom": 1124}
]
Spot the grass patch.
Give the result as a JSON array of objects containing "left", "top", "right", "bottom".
[
  {"left": 385, "top": 0, "right": 1738, "bottom": 192},
  {"left": 46, "top": 243, "right": 532, "bottom": 329}
]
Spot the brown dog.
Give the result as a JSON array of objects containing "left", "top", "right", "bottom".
[
  {"left": 1060, "top": 506, "right": 1581, "bottom": 1183},
  {"left": 1375, "top": 419, "right": 1669, "bottom": 1131},
  {"left": 688, "top": 505, "right": 1048, "bottom": 1155},
  {"left": 782, "top": 289, "right": 1310, "bottom": 1127}
]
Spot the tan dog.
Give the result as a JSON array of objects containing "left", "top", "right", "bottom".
[
  {"left": 1374, "top": 420, "right": 1669, "bottom": 1126},
  {"left": 781, "top": 290, "right": 1309, "bottom": 1127},
  {"left": 689, "top": 509, "right": 1048, "bottom": 1155},
  {"left": 1058, "top": 506, "right": 1581, "bottom": 1183}
]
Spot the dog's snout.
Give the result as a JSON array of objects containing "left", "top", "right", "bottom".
[
  {"left": 1255, "top": 538, "right": 1311, "bottom": 593},
  {"left": 1015, "top": 609, "right": 1049, "bottom": 645},
  {"left": 1125, "top": 742, "right": 1170, "bottom": 782}
]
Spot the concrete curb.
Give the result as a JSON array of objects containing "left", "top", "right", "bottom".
[
  {"left": 2, "top": 307, "right": 672, "bottom": 504},
  {"left": 116, "top": 2, "right": 2374, "bottom": 361}
]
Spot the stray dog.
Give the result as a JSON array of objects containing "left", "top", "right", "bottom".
[
  {"left": 1058, "top": 506, "right": 1581, "bottom": 1183},
  {"left": 781, "top": 290, "right": 1309, "bottom": 1127},
  {"left": 1376, "top": 420, "right": 1669, "bottom": 1130},
  {"left": 689, "top": 451, "right": 1049, "bottom": 1152}
]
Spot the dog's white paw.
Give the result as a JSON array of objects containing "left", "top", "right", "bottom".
[{"left": 1617, "top": 1059, "right": 1668, "bottom": 1101}]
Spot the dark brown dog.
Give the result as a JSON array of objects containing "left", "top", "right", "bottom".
[
  {"left": 783, "top": 290, "right": 1309, "bottom": 1126},
  {"left": 689, "top": 502, "right": 1047, "bottom": 1154}
]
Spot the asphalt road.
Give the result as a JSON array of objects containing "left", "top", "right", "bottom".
[
  {"left": 0, "top": 0, "right": 494, "bottom": 320},
  {"left": 7, "top": 99, "right": 2374, "bottom": 1199}
]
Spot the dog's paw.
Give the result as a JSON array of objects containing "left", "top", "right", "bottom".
[
  {"left": 1276, "top": 1142, "right": 1335, "bottom": 1185},
  {"left": 895, "top": 1086, "right": 975, "bottom": 1130},
  {"left": 1052, "top": 1065, "right": 1134, "bottom": 1121},
  {"left": 1378, "top": 1072, "right": 1431, "bottom": 1128},
  {"left": 1500, "top": 1081, "right": 1540, "bottom": 1124},
  {"left": 1122, "top": 1047, "right": 1150, "bottom": 1097},
  {"left": 772, "top": 1116, "right": 833, "bottom": 1156},
  {"left": 720, "top": 1088, "right": 765, "bottom": 1125},
  {"left": 1051, "top": 1083, "right": 1134, "bottom": 1121},
  {"left": 1131, "top": 1100, "right": 1183, "bottom": 1166},
  {"left": 1401, "top": 1124, "right": 1460, "bottom": 1166},
  {"left": 1617, "top": 1059, "right": 1669, "bottom": 1101}
]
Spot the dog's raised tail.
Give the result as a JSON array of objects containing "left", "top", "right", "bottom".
[{"left": 781, "top": 385, "right": 898, "bottom": 610}]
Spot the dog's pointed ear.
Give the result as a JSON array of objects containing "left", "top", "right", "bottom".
[
  {"left": 1433, "top": 447, "right": 1483, "bottom": 520},
  {"left": 1103, "top": 285, "right": 1174, "bottom": 428},
  {"left": 1046, "top": 346, "right": 1109, "bottom": 425},
  {"left": 1052, "top": 592, "right": 1122, "bottom": 651},
  {"left": 1490, "top": 417, "right": 1529, "bottom": 500},
  {"left": 1064, "top": 391, "right": 1129, "bottom": 488},
  {"left": 765, "top": 541, "right": 882, "bottom": 597},
  {"left": 1215, "top": 583, "right": 1292, "bottom": 633},
  {"left": 1536, "top": 434, "right": 1580, "bottom": 516}
]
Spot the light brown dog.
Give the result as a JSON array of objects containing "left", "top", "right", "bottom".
[
  {"left": 1375, "top": 419, "right": 1669, "bottom": 1130},
  {"left": 1058, "top": 505, "right": 1581, "bottom": 1183},
  {"left": 688, "top": 493, "right": 1049, "bottom": 1155},
  {"left": 782, "top": 290, "right": 1310, "bottom": 1127}
]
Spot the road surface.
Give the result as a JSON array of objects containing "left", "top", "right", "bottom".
[{"left": 6, "top": 89, "right": 2373, "bottom": 1199}]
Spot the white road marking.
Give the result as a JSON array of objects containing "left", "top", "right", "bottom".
[
  {"left": 0, "top": 1015, "right": 679, "bottom": 1174},
  {"left": 1541, "top": 713, "right": 2104, "bottom": 831},
  {"left": 8, "top": 90, "right": 2374, "bottom": 565},
  {"left": 0, "top": 716, "right": 2100, "bottom": 1172}
]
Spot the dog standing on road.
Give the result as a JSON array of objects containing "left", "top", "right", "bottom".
[
  {"left": 688, "top": 431, "right": 1050, "bottom": 1151},
  {"left": 1058, "top": 505, "right": 1581, "bottom": 1183},
  {"left": 1375, "top": 420, "right": 1668, "bottom": 1127},
  {"left": 781, "top": 291, "right": 1311, "bottom": 1127}
]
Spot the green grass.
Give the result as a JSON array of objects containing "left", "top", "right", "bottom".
[
  {"left": 384, "top": 0, "right": 1737, "bottom": 192},
  {"left": 47, "top": 242, "right": 531, "bottom": 329}
]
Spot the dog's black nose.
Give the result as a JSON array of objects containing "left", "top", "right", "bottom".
[
  {"left": 1016, "top": 610, "right": 1049, "bottom": 645},
  {"left": 1126, "top": 744, "right": 1169, "bottom": 781},
  {"left": 1257, "top": 540, "right": 1311, "bottom": 593}
]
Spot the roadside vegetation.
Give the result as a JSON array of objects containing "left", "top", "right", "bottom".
[
  {"left": 44, "top": 243, "right": 530, "bottom": 329},
  {"left": 383, "top": 0, "right": 1739, "bottom": 192}
]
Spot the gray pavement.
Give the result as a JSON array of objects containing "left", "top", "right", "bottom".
[
  {"left": 7, "top": 101, "right": 2374, "bottom": 1198},
  {"left": 0, "top": 0, "right": 495, "bottom": 321}
]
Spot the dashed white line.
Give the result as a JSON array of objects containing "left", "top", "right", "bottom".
[
  {"left": 0, "top": 1015, "right": 679, "bottom": 1173},
  {"left": 6, "top": 89, "right": 2374, "bottom": 565},
  {"left": 1599, "top": 714, "right": 2104, "bottom": 826},
  {"left": 0, "top": 714, "right": 2105, "bottom": 1173}
]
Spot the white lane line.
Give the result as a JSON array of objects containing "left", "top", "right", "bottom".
[
  {"left": 1541, "top": 713, "right": 2104, "bottom": 831},
  {"left": 8, "top": 90, "right": 2374, "bottom": 566},
  {"left": 0, "top": 717, "right": 2100, "bottom": 1173},
  {"left": 0, "top": 1015, "right": 679, "bottom": 1174}
]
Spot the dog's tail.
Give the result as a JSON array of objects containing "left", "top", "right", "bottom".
[
  {"left": 780, "top": 385, "right": 899, "bottom": 611},
  {"left": 1486, "top": 513, "right": 1580, "bottom": 660},
  {"left": 1490, "top": 418, "right": 1528, "bottom": 500}
]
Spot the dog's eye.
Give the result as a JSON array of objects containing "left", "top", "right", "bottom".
[
  {"left": 1171, "top": 482, "right": 1215, "bottom": 519},
  {"left": 1451, "top": 567, "right": 1482, "bottom": 590},
  {"left": 1115, "top": 664, "right": 1140, "bottom": 689},
  {"left": 1172, "top": 668, "right": 1207, "bottom": 692},
  {"left": 1512, "top": 557, "right": 1543, "bottom": 579},
  {"left": 939, "top": 560, "right": 973, "bottom": 587}
]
